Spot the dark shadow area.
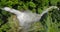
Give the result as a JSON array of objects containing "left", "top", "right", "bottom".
[
  {"left": 20, "top": 0, "right": 31, "bottom": 2},
  {"left": 0, "top": 10, "right": 11, "bottom": 27},
  {"left": 57, "top": 2, "right": 60, "bottom": 8},
  {"left": 12, "top": 4, "right": 19, "bottom": 9},
  {"left": 40, "top": 13, "right": 48, "bottom": 25},
  {"left": 58, "top": 26, "right": 60, "bottom": 28}
]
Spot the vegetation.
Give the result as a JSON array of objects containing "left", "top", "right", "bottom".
[{"left": 0, "top": 0, "right": 60, "bottom": 32}]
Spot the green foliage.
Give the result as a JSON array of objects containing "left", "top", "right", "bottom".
[
  {"left": 50, "top": 0, "right": 60, "bottom": 5},
  {"left": 0, "top": 0, "right": 60, "bottom": 32}
]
